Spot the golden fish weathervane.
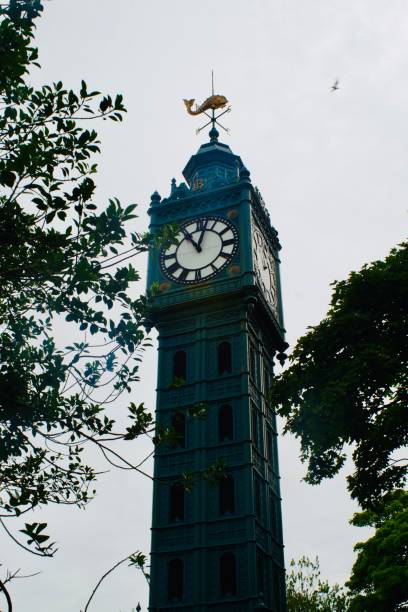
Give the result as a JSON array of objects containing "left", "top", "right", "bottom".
[
  {"left": 183, "top": 72, "right": 231, "bottom": 135},
  {"left": 183, "top": 95, "right": 228, "bottom": 116}
]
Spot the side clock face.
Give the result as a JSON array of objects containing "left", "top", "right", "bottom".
[
  {"left": 160, "top": 216, "right": 238, "bottom": 284},
  {"left": 253, "top": 227, "right": 278, "bottom": 314}
]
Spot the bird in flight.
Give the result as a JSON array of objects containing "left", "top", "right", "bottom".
[{"left": 331, "top": 79, "right": 339, "bottom": 92}]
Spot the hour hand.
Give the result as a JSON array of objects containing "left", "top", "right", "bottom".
[{"left": 181, "top": 227, "right": 201, "bottom": 252}]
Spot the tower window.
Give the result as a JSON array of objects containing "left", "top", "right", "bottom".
[
  {"left": 219, "top": 474, "right": 235, "bottom": 515},
  {"left": 263, "top": 366, "right": 270, "bottom": 399},
  {"left": 172, "top": 412, "right": 186, "bottom": 448},
  {"left": 251, "top": 407, "right": 258, "bottom": 448},
  {"left": 257, "top": 548, "right": 265, "bottom": 594},
  {"left": 249, "top": 343, "right": 256, "bottom": 381},
  {"left": 220, "top": 552, "right": 237, "bottom": 596},
  {"left": 270, "top": 489, "right": 278, "bottom": 538},
  {"left": 265, "top": 426, "right": 272, "bottom": 464},
  {"left": 272, "top": 563, "right": 282, "bottom": 610},
  {"left": 169, "top": 483, "right": 184, "bottom": 522},
  {"left": 219, "top": 404, "right": 233, "bottom": 442},
  {"left": 254, "top": 474, "right": 261, "bottom": 519},
  {"left": 173, "top": 350, "right": 187, "bottom": 381},
  {"left": 218, "top": 341, "right": 232, "bottom": 375},
  {"left": 168, "top": 558, "right": 183, "bottom": 601},
  {"left": 270, "top": 431, "right": 277, "bottom": 469}
]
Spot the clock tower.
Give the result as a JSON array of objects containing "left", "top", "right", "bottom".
[{"left": 147, "top": 125, "right": 287, "bottom": 611}]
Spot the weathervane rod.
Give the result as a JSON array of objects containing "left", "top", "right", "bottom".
[{"left": 211, "top": 70, "right": 215, "bottom": 129}]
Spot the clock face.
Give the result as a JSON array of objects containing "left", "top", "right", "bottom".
[
  {"left": 252, "top": 226, "right": 278, "bottom": 315},
  {"left": 160, "top": 216, "right": 238, "bottom": 284}
]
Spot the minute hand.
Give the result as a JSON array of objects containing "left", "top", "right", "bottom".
[{"left": 197, "top": 220, "right": 208, "bottom": 249}]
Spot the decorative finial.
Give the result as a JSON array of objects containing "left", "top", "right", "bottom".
[
  {"left": 170, "top": 178, "right": 177, "bottom": 194},
  {"left": 209, "top": 126, "right": 219, "bottom": 142},
  {"left": 150, "top": 190, "right": 161, "bottom": 205},
  {"left": 239, "top": 165, "right": 251, "bottom": 183},
  {"left": 183, "top": 70, "right": 231, "bottom": 137}
]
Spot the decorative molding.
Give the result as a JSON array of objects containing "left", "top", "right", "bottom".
[
  {"left": 227, "top": 209, "right": 239, "bottom": 219},
  {"left": 155, "top": 277, "right": 243, "bottom": 307},
  {"left": 208, "top": 528, "right": 246, "bottom": 542},
  {"left": 206, "top": 310, "right": 241, "bottom": 323},
  {"left": 158, "top": 318, "right": 197, "bottom": 333},
  {"left": 150, "top": 186, "right": 242, "bottom": 222},
  {"left": 207, "top": 380, "right": 242, "bottom": 399}
]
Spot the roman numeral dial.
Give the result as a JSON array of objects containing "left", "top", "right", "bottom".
[
  {"left": 160, "top": 216, "right": 238, "bottom": 285},
  {"left": 252, "top": 223, "right": 279, "bottom": 317}
]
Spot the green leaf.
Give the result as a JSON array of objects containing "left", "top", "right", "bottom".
[
  {"left": 0, "top": 170, "right": 17, "bottom": 187},
  {"left": 80, "top": 80, "right": 87, "bottom": 97},
  {"left": 99, "top": 97, "right": 109, "bottom": 112}
]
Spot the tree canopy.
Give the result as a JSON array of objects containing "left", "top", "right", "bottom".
[
  {"left": 272, "top": 242, "right": 408, "bottom": 508},
  {"left": 347, "top": 489, "right": 408, "bottom": 611},
  {"left": 286, "top": 556, "right": 350, "bottom": 612},
  {"left": 0, "top": 0, "right": 171, "bottom": 558}
]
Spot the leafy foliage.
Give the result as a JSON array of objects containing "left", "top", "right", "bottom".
[
  {"left": 0, "top": 0, "right": 173, "bottom": 555},
  {"left": 347, "top": 490, "right": 408, "bottom": 611},
  {"left": 272, "top": 242, "right": 408, "bottom": 508},
  {"left": 286, "top": 556, "right": 350, "bottom": 612}
]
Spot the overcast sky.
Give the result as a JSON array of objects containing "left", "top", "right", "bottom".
[{"left": 3, "top": 1, "right": 408, "bottom": 611}]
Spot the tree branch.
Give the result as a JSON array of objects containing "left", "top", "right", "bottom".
[
  {"left": 82, "top": 553, "right": 134, "bottom": 612},
  {"left": 0, "top": 578, "right": 12, "bottom": 612},
  {"left": 0, "top": 519, "right": 54, "bottom": 558}
]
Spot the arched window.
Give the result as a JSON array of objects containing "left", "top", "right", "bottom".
[
  {"left": 168, "top": 558, "right": 183, "bottom": 601},
  {"left": 173, "top": 350, "right": 187, "bottom": 381},
  {"left": 172, "top": 412, "right": 185, "bottom": 448},
  {"left": 169, "top": 483, "right": 184, "bottom": 522},
  {"left": 220, "top": 552, "right": 237, "bottom": 596},
  {"left": 220, "top": 474, "right": 235, "bottom": 515},
  {"left": 218, "top": 341, "right": 232, "bottom": 375},
  {"left": 218, "top": 404, "right": 233, "bottom": 442}
]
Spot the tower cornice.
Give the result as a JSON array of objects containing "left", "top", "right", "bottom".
[{"left": 148, "top": 181, "right": 281, "bottom": 255}]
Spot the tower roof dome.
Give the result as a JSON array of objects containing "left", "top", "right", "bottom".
[{"left": 182, "top": 130, "right": 243, "bottom": 187}]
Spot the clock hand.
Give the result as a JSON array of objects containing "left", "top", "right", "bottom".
[
  {"left": 197, "top": 219, "right": 208, "bottom": 249},
  {"left": 181, "top": 227, "right": 201, "bottom": 252}
]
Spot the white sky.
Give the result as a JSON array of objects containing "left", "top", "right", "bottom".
[{"left": 3, "top": 1, "right": 408, "bottom": 611}]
